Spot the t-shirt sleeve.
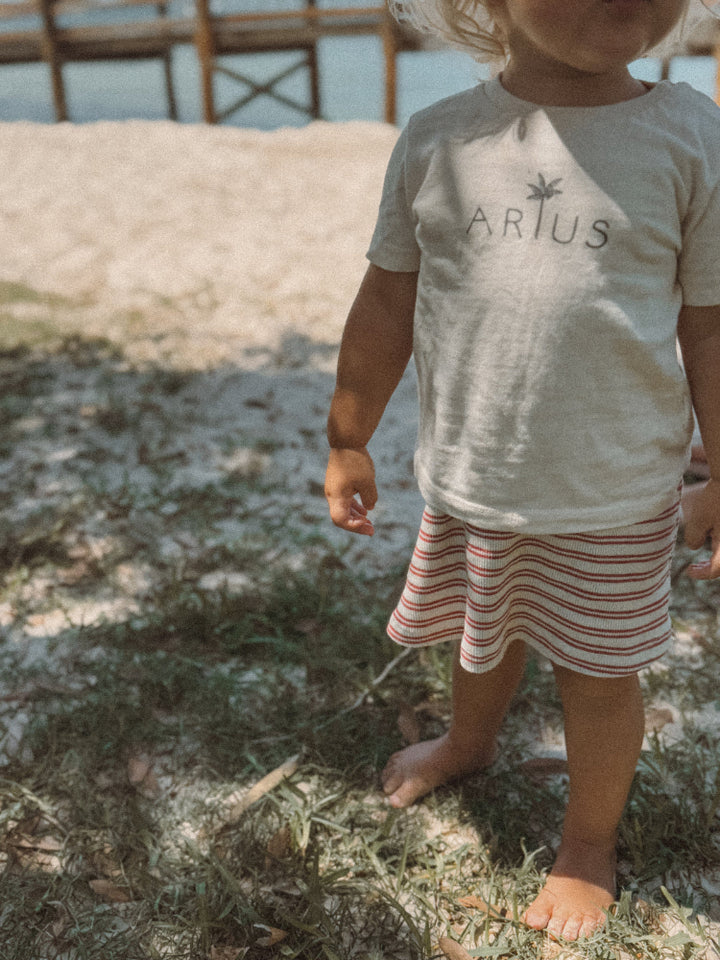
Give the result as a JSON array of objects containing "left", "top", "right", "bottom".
[
  {"left": 366, "top": 126, "right": 421, "bottom": 272},
  {"left": 678, "top": 117, "right": 720, "bottom": 307}
]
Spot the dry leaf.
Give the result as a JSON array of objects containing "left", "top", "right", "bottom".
[
  {"left": 140, "top": 770, "right": 162, "bottom": 800},
  {"left": 50, "top": 904, "right": 70, "bottom": 939},
  {"left": 210, "top": 947, "right": 247, "bottom": 960},
  {"left": 644, "top": 707, "right": 674, "bottom": 733},
  {"left": 0, "top": 682, "right": 76, "bottom": 703},
  {"left": 13, "top": 814, "right": 42, "bottom": 836},
  {"left": 457, "top": 895, "right": 508, "bottom": 918},
  {"left": 254, "top": 925, "right": 288, "bottom": 947},
  {"left": 128, "top": 756, "right": 151, "bottom": 784},
  {"left": 9, "top": 848, "right": 63, "bottom": 874},
  {"left": 137, "top": 768, "right": 162, "bottom": 798},
  {"left": 89, "top": 878, "right": 132, "bottom": 903},
  {"left": 6, "top": 828, "right": 64, "bottom": 874},
  {"left": 127, "top": 754, "right": 162, "bottom": 797},
  {"left": 11, "top": 835, "right": 63, "bottom": 852},
  {"left": 397, "top": 702, "right": 421, "bottom": 744},
  {"left": 518, "top": 757, "right": 568, "bottom": 778},
  {"left": 90, "top": 842, "right": 124, "bottom": 879},
  {"left": 57, "top": 560, "right": 92, "bottom": 586},
  {"left": 438, "top": 937, "right": 473, "bottom": 960},
  {"left": 265, "top": 825, "right": 291, "bottom": 862}
]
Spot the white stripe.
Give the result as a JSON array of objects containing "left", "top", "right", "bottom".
[{"left": 387, "top": 503, "right": 679, "bottom": 677}]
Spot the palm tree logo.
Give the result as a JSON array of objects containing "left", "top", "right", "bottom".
[{"left": 527, "top": 173, "right": 563, "bottom": 239}]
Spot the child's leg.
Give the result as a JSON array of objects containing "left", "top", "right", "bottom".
[
  {"left": 523, "top": 666, "right": 645, "bottom": 941},
  {"left": 382, "top": 640, "right": 527, "bottom": 807},
  {"left": 689, "top": 443, "right": 709, "bottom": 480}
]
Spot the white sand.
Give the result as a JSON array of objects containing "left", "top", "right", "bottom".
[
  {"left": 0, "top": 120, "right": 425, "bottom": 568},
  {"left": 0, "top": 120, "right": 396, "bottom": 364}
]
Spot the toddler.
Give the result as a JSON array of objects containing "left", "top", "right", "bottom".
[{"left": 325, "top": 0, "right": 720, "bottom": 942}]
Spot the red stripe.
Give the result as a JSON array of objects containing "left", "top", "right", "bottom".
[
  {"left": 466, "top": 552, "right": 670, "bottom": 585},
  {"left": 461, "top": 616, "right": 673, "bottom": 662},
  {"left": 466, "top": 535, "right": 674, "bottom": 567},
  {"left": 463, "top": 597, "right": 670, "bottom": 644},
  {"left": 388, "top": 505, "right": 678, "bottom": 676},
  {"left": 465, "top": 565, "right": 664, "bottom": 604},
  {"left": 465, "top": 582, "right": 670, "bottom": 623},
  {"left": 394, "top": 596, "right": 467, "bottom": 621},
  {"left": 403, "top": 580, "right": 468, "bottom": 602},
  {"left": 387, "top": 621, "right": 462, "bottom": 645},
  {"left": 460, "top": 624, "right": 672, "bottom": 676}
]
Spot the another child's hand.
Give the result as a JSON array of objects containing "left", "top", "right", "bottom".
[
  {"left": 683, "top": 478, "right": 720, "bottom": 579},
  {"left": 325, "top": 447, "right": 378, "bottom": 537}
]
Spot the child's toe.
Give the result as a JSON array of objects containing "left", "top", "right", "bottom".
[
  {"left": 380, "top": 756, "right": 401, "bottom": 792},
  {"left": 557, "top": 911, "right": 585, "bottom": 941},
  {"left": 521, "top": 898, "right": 553, "bottom": 931},
  {"left": 578, "top": 909, "right": 607, "bottom": 940},
  {"left": 545, "top": 912, "right": 568, "bottom": 940}
]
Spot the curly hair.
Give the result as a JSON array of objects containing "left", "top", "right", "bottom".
[{"left": 388, "top": 0, "right": 507, "bottom": 63}]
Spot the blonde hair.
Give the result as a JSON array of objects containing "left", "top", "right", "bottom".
[
  {"left": 388, "top": 0, "right": 507, "bottom": 63},
  {"left": 388, "top": 0, "right": 709, "bottom": 65}
]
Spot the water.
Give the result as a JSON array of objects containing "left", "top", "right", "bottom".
[{"left": 0, "top": 17, "right": 716, "bottom": 127}]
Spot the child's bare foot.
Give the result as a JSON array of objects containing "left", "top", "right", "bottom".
[
  {"left": 522, "top": 839, "right": 616, "bottom": 941},
  {"left": 381, "top": 732, "right": 496, "bottom": 808}
]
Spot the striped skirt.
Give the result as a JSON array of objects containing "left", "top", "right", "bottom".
[{"left": 387, "top": 501, "right": 680, "bottom": 677}]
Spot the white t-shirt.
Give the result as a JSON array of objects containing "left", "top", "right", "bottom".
[{"left": 367, "top": 78, "right": 720, "bottom": 533}]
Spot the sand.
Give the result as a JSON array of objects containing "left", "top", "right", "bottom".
[
  {"left": 0, "top": 119, "right": 425, "bottom": 576},
  {"left": 0, "top": 120, "right": 394, "bottom": 363}
]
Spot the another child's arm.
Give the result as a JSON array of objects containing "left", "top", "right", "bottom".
[
  {"left": 677, "top": 303, "right": 720, "bottom": 579},
  {"left": 325, "top": 264, "right": 417, "bottom": 536}
]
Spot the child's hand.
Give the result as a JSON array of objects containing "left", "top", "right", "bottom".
[
  {"left": 325, "top": 447, "right": 378, "bottom": 537},
  {"left": 683, "top": 478, "right": 720, "bottom": 579}
]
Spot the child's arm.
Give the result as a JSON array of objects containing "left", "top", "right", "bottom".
[
  {"left": 677, "top": 303, "right": 720, "bottom": 579},
  {"left": 325, "top": 264, "right": 417, "bottom": 536}
]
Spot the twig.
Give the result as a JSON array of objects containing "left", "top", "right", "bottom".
[
  {"left": 315, "top": 647, "right": 413, "bottom": 729},
  {"left": 247, "top": 647, "right": 415, "bottom": 745},
  {"left": 220, "top": 754, "right": 302, "bottom": 827}
]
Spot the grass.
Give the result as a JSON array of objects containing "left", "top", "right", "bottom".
[{"left": 0, "top": 336, "right": 719, "bottom": 959}]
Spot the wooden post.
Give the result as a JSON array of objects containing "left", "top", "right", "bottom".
[
  {"left": 381, "top": 12, "right": 398, "bottom": 124},
  {"left": 195, "top": 0, "right": 216, "bottom": 124},
  {"left": 306, "top": 0, "right": 321, "bottom": 119},
  {"left": 158, "top": 2, "right": 178, "bottom": 121},
  {"left": 715, "top": 40, "right": 720, "bottom": 106},
  {"left": 163, "top": 50, "right": 178, "bottom": 120},
  {"left": 37, "top": 0, "right": 67, "bottom": 122}
]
